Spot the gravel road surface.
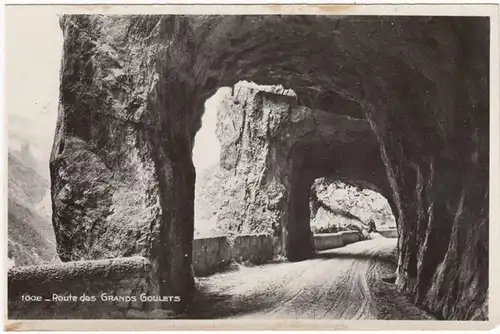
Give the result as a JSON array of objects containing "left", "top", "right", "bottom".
[{"left": 187, "top": 237, "right": 434, "bottom": 320}]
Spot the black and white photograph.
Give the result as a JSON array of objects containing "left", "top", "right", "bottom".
[{"left": 3, "top": 3, "right": 497, "bottom": 330}]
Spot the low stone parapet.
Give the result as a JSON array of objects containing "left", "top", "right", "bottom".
[
  {"left": 341, "top": 231, "right": 361, "bottom": 245},
  {"left": 230, "top": 233, "right": 274, "bottom": 264},
  {"left": 192, "top": 236, "right": 231, "bottom": 276},
  {"left": 313, "top": 232, "right": 345, "bottom": 251},
  {"left": 313, "top": 231, "right": 363, "bottom": 251},
  {"left": 192, "top": 233, "right": 274, "bottom": 276},
  {"left": 377, "top": 228, "right": 398, "bottom": 238},
  {"left": 7, "top": 257, "right": 175, "bottom": 319}
]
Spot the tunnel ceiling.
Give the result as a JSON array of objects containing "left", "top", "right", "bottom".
[
  {"left": 185, "top": 15, "right": 488, "bottom": 124},
  {"left": 294, "top": 135, "right": 392, "bottom": 202},
  {"left": 294, "top": 89, "right": 365, "bottom": 119},
  {"left": 58, "top": 14, "right": 488, "bottom": 146}
]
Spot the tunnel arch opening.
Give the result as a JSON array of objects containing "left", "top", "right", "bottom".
[
  {"left": 192, "top": 86, "right": 231, "bottom": 238},
  {"left": 309, "top": 177, "right": 397, "bottom": 237},
  {"left": 190, "top": 78, "right": 394, "bottom": 264}
]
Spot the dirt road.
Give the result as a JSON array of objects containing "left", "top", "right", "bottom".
[{"left": 187, "top": 237, "right": 434, "bottom": 320}]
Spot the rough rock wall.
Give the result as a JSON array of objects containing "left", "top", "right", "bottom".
[
  {"left": 54, "top": 15, "right": 488, "bottom": 319},
  {"left": 214, "top": 82, "right": 379, "bottom": 260},
  {"left": 215, "top": 83, "right": 297, "bottom": 257},
  {"left": 52, "top": 16, "right": 201, "bottom": 312},
  {"left": 382, "top": 20, "right": 490, "bottom": 320},
  {"left": 211, "top": 84, "right": 289, "bottom": 254},
  {"left": 310, "top": 177, "right": 397, "bottom": 232}
]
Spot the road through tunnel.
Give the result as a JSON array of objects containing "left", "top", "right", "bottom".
[
  {"left": 284, "top": 131, "right": 398, "bottom": 261},
  {"left": 51, "top": 15, "right": 489, "bottom": 320}
]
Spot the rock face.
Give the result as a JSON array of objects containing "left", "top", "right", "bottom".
[
  {"left": 214, "top": 82, "right": 381, "bottom": 261},
  {"left": 309, "top": 177, "right": 397, "bottom": 233},
  {"left": 53, "top": 15, "right": 488, "bottom": 319},
  {"left": 193, "top": 163, "right": 228, "bottom": 238}
]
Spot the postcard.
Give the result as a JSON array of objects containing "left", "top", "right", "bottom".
[{"left": 3, "top": 2, "right": 499, "bottom": 331}]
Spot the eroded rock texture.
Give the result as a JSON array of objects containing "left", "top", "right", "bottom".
[
  {"left": 53, "top": 15, "right": 488, "bottom": 319},
  {"left": 214, "top": 81, "right": 383, "bottom": 261},
  {"left": 309, "top": 177, "right": 397, "bottom": 233}
]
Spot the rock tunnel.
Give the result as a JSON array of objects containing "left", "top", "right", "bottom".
[
  {"left": 213, "top": 82, "right": 397, "bottom": 262},
  {"left": 50, "top": 15, "right": 489, "bottom": 320}
]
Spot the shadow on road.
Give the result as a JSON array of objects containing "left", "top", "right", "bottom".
[
  {"left": 185, "top": 283, "right": 275, "bottom": 319},
  {"left": 314, "top": 250, "right": 398, "bottom": 266},
  {"left": 184, "top": 238, "right": 435, "bottom": 320}
]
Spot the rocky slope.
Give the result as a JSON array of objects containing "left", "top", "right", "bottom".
[
  {"left": 194, "top": 163, "right": 226, "bottom": 238},
  {"left": 54, "top": 15, "right": 488, "bottom": 319},
  {"left": 310, "top": 177, "right": 396, "bottom": 234},
  {"left": 8, "top": 153, "right": 59, "bottom": 266}
]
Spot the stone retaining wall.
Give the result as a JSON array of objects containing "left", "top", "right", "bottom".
[
  {"left": 192, "top": 236, "right": 231, "bottom": 276},
  {"left": 313, "top": 229, "right": 398, "bottom": 251},
  {"left": 7, "top": 257, "right": 175, "bottom": 319},
  {"left": 313, "top": 232, "right": 345, "bottom": 251},
  {"left": 192, "top": 233, "right": 274, "bottom": 276},
  {"left": 313, "top": 231, "right": 362, "bottom": 251},
  {"left": 342, "top": 231, "right": 361, "bottom": 245},
  {"left": 378, "top": 229, "right": 398, "bottom": 238},
  {"left": 230, "top": 234, "right": 274, "bottom": 264}
]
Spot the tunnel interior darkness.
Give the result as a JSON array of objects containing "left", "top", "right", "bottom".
[{"left": 285, "top": 138, "right": 398, "bottom": 261}]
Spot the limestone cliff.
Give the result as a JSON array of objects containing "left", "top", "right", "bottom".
[
  {"left": 214, "top": 82, "right": 380, "bottom": 260},
  {"left": 53, "top": 15, "right": 488, "bottom": 318},
  {"left": 310, "top": 177, "right": 396, "bottom": 233}
]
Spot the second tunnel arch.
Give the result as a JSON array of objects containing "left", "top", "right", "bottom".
[{"left": 211, "top": 81, "right": 397, "bottom": 262}]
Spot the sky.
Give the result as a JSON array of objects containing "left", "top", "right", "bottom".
[
  {"left": 5, "top": 10, "right": 221, "bottom": 179},
  {"left": 192, "top": 88, "right": 231, "bottom": 174},
  {"left": 6, "top": 10, "right": 62, "bottom": 175}
]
